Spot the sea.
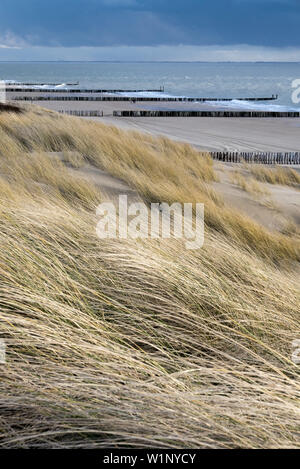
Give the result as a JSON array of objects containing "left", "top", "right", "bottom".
[{"left": 1, "top": 61, "right": 300, "bottom": 111}]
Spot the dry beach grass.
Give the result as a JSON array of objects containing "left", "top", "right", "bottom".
[
  {"left": 0, "top": 105, "right": 299, "bottom": 448},
  {"left": 249, "top": 164, "right": 300, "bottom": 188}
]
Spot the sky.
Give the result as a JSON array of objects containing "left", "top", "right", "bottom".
[{"left": 0, "top": 0, "right": 299, "bottom": 61}]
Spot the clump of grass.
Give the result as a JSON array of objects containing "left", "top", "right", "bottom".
[
  {"left": 0, "top": 151, "right": 101, "bottom": 208},
  {"left": 0, "top": 102, "right": 22, "bottom": 113},
  {"left": 62, "top": 150, "right": 86, "bottom": 168},
  {"left": 281, "top": 220, "right": 300, "bottom": 238},
  {"left": 231, "top": 171, "right": 270, "bottom": 196},
  {"left": 250, "top": 165, "right": 300, "bottom": 187}
]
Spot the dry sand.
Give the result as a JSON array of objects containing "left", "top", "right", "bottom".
[
  {"left": 48, "top": 151, "right": 141, "bottom": 203},
  {"left": 213, "top": 163, "right": 300, "bottom": 230}
]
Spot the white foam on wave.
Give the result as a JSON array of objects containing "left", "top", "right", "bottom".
[
  {"left": 206, "top": 99, "right": 300, "bottom": 112},
  {"left": 31, "top": 83, "right": 69, "bottom": 90},
  {"left": 3, "top": 79, "right": 298, "bottom": 110},
  {"left": 114, "top": 91, "right": 182, "bottom": 98},
  {"left": 3, "top": 80, "right": 69, "bottom": 90}
]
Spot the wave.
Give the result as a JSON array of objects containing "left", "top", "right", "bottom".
[
  {"left": 3, "top": 80, "right": 69, "bottom": 90},
  {"left": 3, "top": 80, "right": 299, "bottom": 110},
  {"left": 114, "top": 91, "right": 178, "bottom": 98},
  {"left": 206, "top": 99, "right": 300, "bottom": 112}
]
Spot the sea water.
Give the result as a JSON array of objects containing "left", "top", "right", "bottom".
[{"left": 1, "top": 61, "right": 300, "bottom": 110}]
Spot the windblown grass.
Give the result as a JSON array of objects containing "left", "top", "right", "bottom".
[
  {"left": 249, "top": 164, "right": 300, "bottom": 187},
  {"left": 0, "top": 106, "right": 299, "bottom": 262},
  {"left": 231, "top": 171, "right": 270, "bottom": 196},
  {"left": 0, "top": 105, "right": 299, "bottom": 448},
  {"left": 0, "top": 151, "right": 100, "bottom": 208},
  {"left": 0, "top": 102, "right": 22, "bottom": 114}
]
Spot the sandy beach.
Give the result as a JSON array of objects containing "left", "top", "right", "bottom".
[
  {"left": 10, "top": 97, "right": 300, "bottom": 152},
  {"left": 99, "top": 114, "right": 300, "bottom": 153}
]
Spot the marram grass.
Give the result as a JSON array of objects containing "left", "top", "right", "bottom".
[{"left": 0, "top": 105, "right": 299, "bottom": 448}]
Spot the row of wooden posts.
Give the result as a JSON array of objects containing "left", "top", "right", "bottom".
[
  {"left": 113, "top": 110, "right": 300, "bottom": 118},
  {"left": 210, "top": 151, "right": 300, "bottom": 165},
  {"left": 55, "top": 109, "right": 300, "bottom": 122},
  {"left": 50, "top": 108, "right": 300, "bottom": 123},
  {"left": 13, "top": 95, "right": 279, "bottom": 103},
  {"left": 9, "top": 87, "right": 165, "bottom": 94},
  {"left": 58, "top": 110, "right": 104, "bottom": 117}
]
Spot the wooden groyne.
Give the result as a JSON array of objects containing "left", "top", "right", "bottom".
[
  {"left": 12, "top": 94, "right": 278, "bottom": 103},
  {"left": 211, "top": 151, "right": 300, "bottom": 165},
  {"left": 8, "top": 86, "right": 165, "bottom": 94},
  {"left": 113, "top": 110, "right": 300, "bottom": 118},
  {"left": 58, "top": 110, "right": 103, "bottom": 117},
  {"left": 208, "top": 95, "right": 278, "bottom": 102}
]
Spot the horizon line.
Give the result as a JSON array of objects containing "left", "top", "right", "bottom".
[{"left": 0, "top": 60, "right": 300, "bottom": 64}]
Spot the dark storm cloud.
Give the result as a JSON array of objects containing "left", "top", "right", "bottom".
[{"left": 0, "top": 0, "right": 299, "bottom": 48}]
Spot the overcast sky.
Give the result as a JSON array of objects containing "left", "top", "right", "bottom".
[{"left": 0, "top": 0, "right": 299, "bottom": 61}]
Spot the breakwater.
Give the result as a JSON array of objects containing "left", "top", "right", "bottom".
[
  {"left": 112, "top": 110, "right": 300, "bottom": 118},
  {"left": 58, "top": 110, "right": 103, "bottom": 117},
  {"left": 211, "top": 151, "right": 300, "bottom": 165},
  {"left": 8, "top": 87, "right": 165, "bottom": 94},
  {"left": 12, "top": 95, "right": 279, "bottom": 103}
]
